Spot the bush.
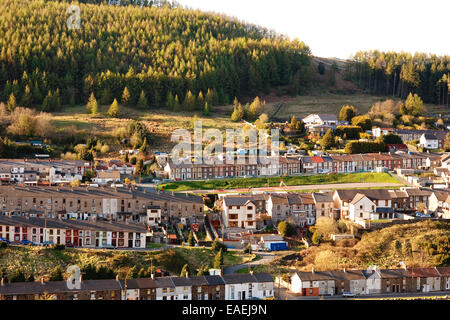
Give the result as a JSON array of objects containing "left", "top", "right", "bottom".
[
  {"left": 211, "top": 239, "right": 228, "bottom": 252},
  {"left": 312, "top": 231, "right": 322, "bottom": 245},
  {"left": 0, "top": 241, "right": 7, "bottom": 248},
  {"left": 334, "top": 126, "right": 362, "bottom": 139},
  {"left": 52, "top": 244, "right": 65, "bottom": 250},
  {"left": 278, "top": 221, "right": 295, "bottom": 237},
  {"left": 243, "top": 243, "right": 252, "bottom": 254}
]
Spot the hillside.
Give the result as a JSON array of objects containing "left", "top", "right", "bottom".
[
  {"left": 0, "top": 0, "right": 311, "bottom": 110},
  {"left": 259, "top": 221, "right": 450, "bottom": 275},
  {"left": 0, "top": 245, "right": 253, "bottom": 281}
]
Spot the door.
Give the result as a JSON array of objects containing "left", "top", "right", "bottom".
[
  {"left": 128, "top": 239, "right": 133, "bottom": 247},
  {"left": 79, "top": 239, "right": 82, "bottom": 246},
  {"left": 242, "top": 291, "right": 245, "bottom": 300}
]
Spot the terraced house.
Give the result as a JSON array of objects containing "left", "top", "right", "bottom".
[
  {"left": 0, "top": 185, "right": 203, "bottom": 221},
  {"left": 0, "top": 215, "right": 147, "bottom": 248}
]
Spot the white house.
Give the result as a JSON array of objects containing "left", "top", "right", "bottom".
[
  {"left": 222, "top": 196, "right": 257, "bottom": 229},
  {"left": 93, "top": 171, "right": 121, "bottom": 185},
  {"left": 222, "top": 273, "right": 274, "bottom": 300},
  {"left": 302, "top": 114, "right": 338, "bottom": 128},
  {"left": 146, "top": 206, "right": 162, "bottom": 226},
  {"left": 419, "top": 133, "right": 439, "bottom": 149},
  {"left": 154, "top": 277, "right": 191, "bottom": 300},
  {"left": 290, "top": 270, "right": 335, "bottom": 296},
  {"left": 348, "top": 193, "right": 376, "bottom": 221},
  {"left": 372, "top": 127, "right": 394, "bottom": 138}
]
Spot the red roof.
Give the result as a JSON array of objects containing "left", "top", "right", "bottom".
[
  {"left": 311, "top": 156, "right": 324, "bottom": 163},
  {"left": 386, "top": 144, "right": 408, "bottom": 149}
]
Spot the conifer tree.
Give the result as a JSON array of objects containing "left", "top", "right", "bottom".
[
  {"left": 122, "top": 86, "right": 131, "bottom": 106},
  {"left": 86, "top": 92, "right": 98, "bottom": 114},
  {"left": 180, "top": 264, "right": 189, "bottom": 277},
  {"left": 20, "top": 84, "right": 33, "bottom": 108},
  {"left": 7, "top": 93, "right": 16, "bottom": 112},
  {"left": 203, "top": 102, "right": 210, "bottom": 116},
  {"left": 213, "top": 249, "right": 224, "bottom": 269},
  {"left": 137, "top": 90, "right": 148, "bottom": 109},
  {"left": 173, "top": 94, "right": 180, "bottom": 112},
  {"left": 166, "top": 91, "right": 175, "bottom": 110},
  {"left": 107, "top": 99, "right": 120, "bottom": 117}
]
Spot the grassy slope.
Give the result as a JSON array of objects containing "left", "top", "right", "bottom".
[
  {"left": 157, "top": 172, "right": 400, "bottom": 191},
  {"left": 0, "top": 246, "right": 252, "bottom": 280},
  {"left": 278, "top": 221, "right": 450, "bottom": 274},
  {"left": 50, "top": 92, "right": 448, "bottom": 156}
]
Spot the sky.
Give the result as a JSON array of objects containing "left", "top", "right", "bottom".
[{"left": 177, "top": 0, "right": 450, "bottom": 59}]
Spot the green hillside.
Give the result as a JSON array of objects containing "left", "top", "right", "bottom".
[{"left": 0, "top": 0, "right": 311, "bottom": 111}]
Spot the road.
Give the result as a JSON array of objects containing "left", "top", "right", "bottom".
[
  {"left": 275, "top": 286, "right": 450, "bottom": 300},
  {"left": 223, "top": 252, "right": 276, "bottom": 274},
  {"left": 180, "top": 182, "right": 403, "bottom": 194}
]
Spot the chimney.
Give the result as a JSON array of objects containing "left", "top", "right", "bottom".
[
  {"left": 1, "top": 277, "right": 4, "bottom": 286},
  {"left": 79, "top": 273, "right": 83, "bottom": 283},
  {"left": 185, "top": 271, "right": 188, "bottom": 278},
  {"left": 40, "top": 277, "right": 44, "bottom": 285},
  {"left": 249, "top": 270, "right": 254, "bottom": 275},
  {"left": 116, "top": 274, "right": 119, "bottom": 282},
  {"left": 311, "top": 267, "right": 314, "bottom": 274},
  {"left": 151, "top": 273, "right": 155, "bottom": 279},
  {"left": 171, "top": 191, "right": 174, "bottom": 196},
  {"left": 343, "top": 268, "right": 346, "bottom": 273}
]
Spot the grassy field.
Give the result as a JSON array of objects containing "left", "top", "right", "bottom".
[
  {"left": 49, "top": 93, "right": 449, "bottom": 155},
  {"left": 157, "top": 172, "right": 400, "bottom": 191},
  {"left": 0, "top": 245, "right": 252, "bottom": 280},
  {"left": 264, "top": 93, "right": 443, "bottom": 120}
]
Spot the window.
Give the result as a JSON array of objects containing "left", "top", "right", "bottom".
[{"left": 247, "top": 206, "right": 252, "bottom": 210}]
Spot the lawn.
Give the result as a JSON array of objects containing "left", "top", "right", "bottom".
[
  {"left": 157, "top": 172, "right": 400, "bottom": 191},
  {"left": 264, "top": 93, "right": 444, "bottom": 121}
]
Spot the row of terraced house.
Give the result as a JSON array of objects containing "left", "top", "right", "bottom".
[
  {"left": 164, "top": 151, "right": 442, "bottom": 180},
  {"left": 0, "top": 272, "right": 274, "bottom": 300},
  {"left": 290, "top": 266, "right": 450, "bottom": 296},
  {"left": 219, "top": 186, "right": 450, "bottom": 230},
  {"left": 0, "top": 159, "right": 136, "bottom": 185}
]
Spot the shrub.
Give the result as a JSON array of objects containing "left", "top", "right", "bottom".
[
  {"left": 211, "top": 239, "right": 228, "bottom": 252},
  {"left": 52, "top": 244, "right": 65, "bottom": 250},
  {"left": 0, "top": 241, "right": 7, "bottom": 248},
  {"left": 278, "top": 221, "right": 295, "bottom": 237},
  {"left": 312, "top": 231, "right": 322, "bottom": 245}
]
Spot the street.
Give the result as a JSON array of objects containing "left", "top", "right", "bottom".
[
  {"left": 179, "top": 182, "right": 403, "bottom": 195},
  {"left": 223, "top": 252, "right": 277, "bottom": 274}
]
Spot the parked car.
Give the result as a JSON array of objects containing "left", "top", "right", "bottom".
[
  {"left": 65, "top": 242, "right": 75, "bottom": 248},
  {"left": 20, "top": 240, "right": 35, "bottom": 246},
  {"left": 42, "top": 241, "right": 54, "bottom": 246},
  {"left": 0, "top": 237, "right": 10, "bottom": 244},
  {"left": 342, "top": 292, "right": 355, "bottom": 298}
]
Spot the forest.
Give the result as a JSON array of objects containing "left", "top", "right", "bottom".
[
  {"left": 0, "top": 0, "right": 311, "bottom": 112},
  {"left": 345, "top": 50, "right": 450, "bottom": 106}
]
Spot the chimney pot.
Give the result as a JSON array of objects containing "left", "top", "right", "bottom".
[
  {"left": 343, "top": 268, "right": 346, "bottom": 273},
  {"left": 311, "top": 267, "right": 315, "bottom": 274},
  {"left": 1, "top": 277, "right": 4, "bottom": 286},
  {"left": 185, "top": 271, "right": 188, "bottom": 278},
  {"left": 116, "top": 274, "right": 119, "bottom": 282},
  {"left": 40, "top": 277, "right": 44, "bottom": 285},
  {"left": 151, "top": 273, "right": 154, "bottom": 279}
]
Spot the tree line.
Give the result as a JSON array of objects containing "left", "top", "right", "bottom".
[
  {"left": 346, "top": 50, "right": 450, "bottom": 105},
  {"left": 0, "top": 0, "right": 311, "bottom": 112}
]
